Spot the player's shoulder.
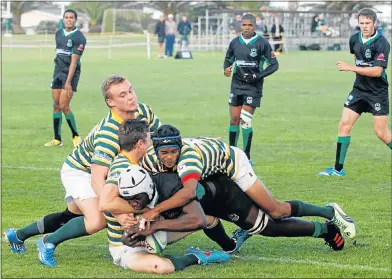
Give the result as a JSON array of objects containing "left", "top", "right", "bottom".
[
  {"left": 230, "top": 36, "right": 241, "bottom": 45},
  {"left": 75, "top": 29, "right": 86, "bottom": 39},
  {"left": 375, "top": 34, "right": 390, "bottom": 48},
  {"left": 55, "top": 29, "right": 62, "bottom": 36},
  {"left": 255, "top": 35, "right": 269, "bottom": 44},
  {"left": 349, "top": 32, "right": 360, "bottom": 43}
]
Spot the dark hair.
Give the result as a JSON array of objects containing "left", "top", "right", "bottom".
[
  {"left": 152, "top": 124, "right": 182, "bottom": 153},
  {"left": 357, "top": 8, "right": 377, "bottom": 22},
  {"left": 63, "top": 9, "right": 78, "bottom": 20},
  {"left": 241, "top": 14, "right": 256, "bottom": 25},
  {"left": 119, "top": 120, "right": 150, "bottom": 151}
]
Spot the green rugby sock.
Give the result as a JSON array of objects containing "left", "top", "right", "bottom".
[
  {"left": 334, "top": 136, "right": 351, "bottom": 171},
  {"left": 229, "top": 125, "right": 239, "bottom": 147},
  {"left": 288, "top": 200, "right": 334, "bottom": 220},
  {"left": 311, "top": 221, "right": 328, "bottom": 237},
  {"left": 16, "top": 223, "right": 40, "bottom": 241},
  {"left": 164, "top": 255, "right": 198, "bottom": 271},
  {"left": 242, "top": 127, "right": 253, "bottom": 159},
  {"left": 45, "top": 216, "right": 88, "bottom": 246},
  {"left": 53, "top": 112, "right": 62, "bottom": 141},
  {"left": 65, "top": 112, "right": 79, "bottom": 137}
]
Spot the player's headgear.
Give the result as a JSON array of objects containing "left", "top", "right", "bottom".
[
  {"left": 152, "top": 124, "right": 182, "bottom": 153},
  {"left": 64, "top": 9, "right": 78, "bottom": 20},
  {"left": 118, "top": 166, "right": 155, "bottom": 202}
]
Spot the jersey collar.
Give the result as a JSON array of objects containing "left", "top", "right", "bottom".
[
  {"left": 119, "top": 150, "right": 138, "bottom": 165},
  {"left": 62, "top": 27, "right": 78, "bottom": 37},
  {"left": 110, "top": 110, "right": 124, "bottom": 124},
  {"left": 359, "top": 30, "right": 379, "bottom": 45},
  {"left": 239, "top": 33, "right": 259, "bottom": 45}
]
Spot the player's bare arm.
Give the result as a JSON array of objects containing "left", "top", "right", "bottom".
[
  {"left": 99, "top": 183, "right": 136, "bottom": 214},
  {"left": 64, "top": 53, "right": 80, "bottom": 95},
  {"left": 90, "top": 163, "right": 109, "bottom": 198},
  {"left": 142, "top": 178, "right": 198, "bottom": 225},
  {"left": 130, "top": 200, "right": 207, "bottom": 242},
  {"left": 336, "top": 61, "right": 383, "bottom": 77}
]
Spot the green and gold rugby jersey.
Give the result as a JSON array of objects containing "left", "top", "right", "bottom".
[
  {"left": 142, "top": 137, "right": 239, "bottom": 184},
  {"left": 65, "top": 103, "right": 162, "bottom": 173},
  {"left": 104, "top": 151, "right": 137, "bottom": 246}
]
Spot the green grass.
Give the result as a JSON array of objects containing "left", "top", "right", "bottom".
[{"left": 1, "top": 42, "right": 391, "bottom": 278}]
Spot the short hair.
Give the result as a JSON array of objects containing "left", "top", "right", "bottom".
[
  {"left": 357, "top": 8, "right": 377, "bottom": 22},
  {"left": 63, "top": 9, "right": 77, "bottom": 20},
  {"left": 241, "top": 14, "right": 256, "bottom": 25},
  {"left": 101, "top": 75, "right": 126, "bottom": 100},
  {"left": 119, "top": 119, "right": 150, "bottom": 151}
]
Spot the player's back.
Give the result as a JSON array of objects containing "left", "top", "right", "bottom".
[
  {"left": 181, "top": 137, "right": 236, "bottom": 178},
  {"left": 65, "top": 110, "right": 122, "bottom": 173}
]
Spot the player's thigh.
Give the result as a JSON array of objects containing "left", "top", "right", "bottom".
[
  {"left": 59, "top": 88, "right": 74, "bottom": 107},
  {"left": 67, "top": 201, "right": 83, "bottom": 215},
  {"left": 51, "top": 89, "right": 62, "bottom": 103},
  {"left": 340, "top": 107, "right": 361, "bottom": 128},
  {"left": 60, "top": 163, "right": 99, "bottom": 217},
  {"left": 167, "top": 231, "right": 195, "bottom": 244}
]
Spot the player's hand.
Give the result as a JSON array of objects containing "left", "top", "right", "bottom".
[
  {"left": 224, "top": 66, "right": 232, "bottom": 77},
  {"left": 64, "top": 82, "right": 73, "bottom": 97},
  {"left": 122, "top": 229, "right": 144, "bottom": 247},
  {"left": 113, "top": 213, "right": 137, "bottom": 230},
  {"left": 142, "top": 208, "right": 160, "bottom": 230},
  {"left": 336, "top": 61, "right": 354, "bottom": 72}
]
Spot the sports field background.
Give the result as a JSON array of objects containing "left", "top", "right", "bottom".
[{"left": 1, "top": 34, "right": 391, "bottom": 278}]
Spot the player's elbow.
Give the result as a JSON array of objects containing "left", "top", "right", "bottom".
[
  {"left": 98, "top": 199, "right": 110, "bottom": 212},
  {"left": 375, "top": 68, "right": 383, "bottom": 77}
]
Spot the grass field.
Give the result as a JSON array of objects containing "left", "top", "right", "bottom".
[{"left": 1, "top": 39, "right": 391, "bottom": 278}]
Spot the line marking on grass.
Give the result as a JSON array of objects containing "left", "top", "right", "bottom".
[
  {"left": 237, "top": 255, "right": 391, "bottom": 272},
  {"left": 2, "top": 239, "right": 390, "bottom": 273},
  {"left": 2, "top": 165, "right": 60, "bottom": 171}
]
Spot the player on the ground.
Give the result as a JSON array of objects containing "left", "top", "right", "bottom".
[
  {"left": 318, "top": 8, "right": 391, "bottom": 176},
  {"left": 98, "top": 120, "right": 230, "bottom": 274},
  {"left": 120, "top": 167, "right": 346, "bottom": 253},
  {"left": 224, "top": 14, "right": 279, "bottom": 163},
  {"left": 45, "top": 9, "right": 86, "bottom": 147},
  {"left": 4, "top": 75, "right": 162, "bottom": 267},
  {"left": 140, "top": 124, "right": 357, "bottom": 241}
]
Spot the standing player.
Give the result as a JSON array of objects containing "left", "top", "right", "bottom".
[
  {"left": 45, "top": 9, "right": 86, "bottom": 147},
  {"left": 4, "top": 75, "right": 162, "bottom": 267},
  {"left": 140, "top": 124, "right": 357, "bottom": 241},
  {"left": 224, "top": 14, "right": 279, "bottom": 163},
  {"left": 318, "top": 8, "right": 391, "bottom": 176}
]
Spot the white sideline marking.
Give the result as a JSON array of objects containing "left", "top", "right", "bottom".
[
  {"left": 2, "top": 239, "right": 390, "bottom": 273},
  {"left": 1, "top": 165, "right": 60, "bottom": 171},
  {"left": 238, "top": 255, "right": 391, "bottom": 272}
]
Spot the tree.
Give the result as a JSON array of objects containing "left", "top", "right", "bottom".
[
  {"left": 67, "top": 2, "right": 113, "bottom": 31},
  {"left": 9, "top": 1, "right": 43, "bottom": 33}
]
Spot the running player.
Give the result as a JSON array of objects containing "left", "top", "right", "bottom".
[{"left": 318, "top": 8, "right": 391, "bottom": 176}]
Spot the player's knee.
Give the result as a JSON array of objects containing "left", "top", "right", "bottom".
[
  {"left": 59, "top": 104, "right": 70, "bottom": 113},
  {"left": 84, "top": 214, "right": 106, "bottom": 234},
  {"left": 374, "top": 126, "right": 386, "bottom": 140},
  {"left": 53, "top": 102, "right": 60, "bottom": 111},
  {"left": 240, "top": 109, "right": 253, "bottom": 129},
  {"left": 338, "top": 119, "right": 352, "bottom": 133}
]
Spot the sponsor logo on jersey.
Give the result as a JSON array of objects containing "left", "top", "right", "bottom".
[
  {"left": 67, "top": 39, "right": 73, "bottom": 47},
  {"left": 250, "top": 48, "right": 257, "bottom": 57},
  {"left": 246, "top": 96, "right": 253, "bottom": 104},
  {"left": 93, "top": 151, "right": 113, "bottom": 163},
  {"left": 271, "top": 50, "right": 276, "bottom": 58},
  {"left": 236, "top": 60, "right": 257, "bottom": 67},
  {"left": 355, "top": 59, "right": 374, "bottom": 67},
  {"left": 375, "top": 103, "right": 381, "bottom": 111},
  {"left": 77, "top": 44, "right": 84, "bottom": 51},
  {"left": 376, "top": 53, "right": 385, "bottom": 61},
  {"left": 178, "top": 163, "right": 188, "bottom": 174},
  {"left": 365, "top": 49, "right": 371, "bottom": 59}
]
